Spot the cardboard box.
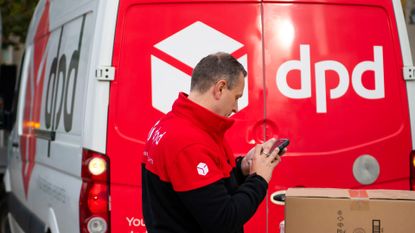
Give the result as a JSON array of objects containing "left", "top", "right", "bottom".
[{"left": 285, "top": 188, "right": 415, "bottom": 233}]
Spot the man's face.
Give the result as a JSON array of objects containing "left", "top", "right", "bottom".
[{"left": 217, "top": 72, "right": 245, "bottom": 117}]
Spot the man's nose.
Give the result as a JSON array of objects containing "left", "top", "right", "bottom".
[{"left": 233, "top": 102, "right": 239, "bottom": 113}]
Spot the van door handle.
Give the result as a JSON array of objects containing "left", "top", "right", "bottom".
[
  {"left": 12, "top": 142, "right": 19, "bottom": 148},
  {"left": 34, "top": 129, "right": 56, "bottom": 141}
]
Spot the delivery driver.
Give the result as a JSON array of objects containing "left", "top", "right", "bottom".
[{"left": 142, "top": 52, "right": 284, "bottom": 233}]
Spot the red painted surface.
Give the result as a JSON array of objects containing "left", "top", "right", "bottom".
[{"left": 108, "top": 0, "right": 412, "bottom": 232}]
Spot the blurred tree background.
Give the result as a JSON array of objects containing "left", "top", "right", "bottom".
[{"left": 0, "top": 0, "right": 38, "bottom": 48}]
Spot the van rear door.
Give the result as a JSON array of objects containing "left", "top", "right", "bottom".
[
  {"left": 263, "top": 0, "right": 413, "bottom": 232},
  {"left": 109, "top": 1, "right": 265, "bottom": 232}
]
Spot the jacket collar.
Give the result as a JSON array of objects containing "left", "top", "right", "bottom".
[{"left": 171, "top": 93, "right": 235, "bottom": 138}]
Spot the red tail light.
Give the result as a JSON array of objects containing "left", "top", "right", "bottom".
[
  {"left": 80, "top": 149, "right": 110, "bottom": 233},
  {"left": 411, "top": 151, "right": 415, "bottom": 191},
  {"left": 88, "top": 183, "right": 109, "bottom": 214}
]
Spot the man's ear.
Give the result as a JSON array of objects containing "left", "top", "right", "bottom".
[{"left": 213, "top": 80, "right": 226, "bottom": 100}]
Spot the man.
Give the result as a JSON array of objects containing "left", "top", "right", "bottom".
[{"left": 142, "top": 52, "right": 283, "bottom": 233}]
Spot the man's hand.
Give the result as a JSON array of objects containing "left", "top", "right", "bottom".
[
  {"left": 241, "top": 138, "right": 285, "bottom": 182},
  {"left": 241, "top": 146, "right": 255, "bottom": 176}
]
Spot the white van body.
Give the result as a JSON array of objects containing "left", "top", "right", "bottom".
[
  {"left": 4, "top": 0, "right": 415, "bottom": 233},
  {"left": 6, "top": 0, "right": 117, "bottom": 232}
]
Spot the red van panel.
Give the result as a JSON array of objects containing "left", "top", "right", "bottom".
[
  {"left": 109, "top": 2, "right": 265, "bottom": 232},
  {"left": 263, "top": 1, "right": 412, "bottom": 232},
  {"left": 109, "top": 1, "right": 413, "bottom": 233}
]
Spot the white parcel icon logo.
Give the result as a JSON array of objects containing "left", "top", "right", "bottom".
[
  {"left": 197, "top": 162, "right": 209, "bottom": 176},
  {"left": 151, "top": 21, "right": 249, "bottom": 114}
]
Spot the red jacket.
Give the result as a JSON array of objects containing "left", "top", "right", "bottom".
[{"left": 142, "top": 93, "right": 268, "bottom": 233}]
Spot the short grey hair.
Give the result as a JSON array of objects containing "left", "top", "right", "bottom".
[{"left": 190, "top": 52, "right": 247, "bottom": 93}]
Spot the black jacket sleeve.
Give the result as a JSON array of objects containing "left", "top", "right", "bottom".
[{"left": 176, "top": 173, "right": 268, "bottom": 233}]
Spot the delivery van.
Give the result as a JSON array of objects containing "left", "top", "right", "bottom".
[{"left": 3, "top": 0, "right": 415, "bottom": 232}]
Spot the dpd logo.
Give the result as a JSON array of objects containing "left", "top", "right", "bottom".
[
  {"left": 276, "top": 44, "right": 385, "bottom": 113},
  {"left": 151, "top": 21, "right": 249, "bottom": 114}
]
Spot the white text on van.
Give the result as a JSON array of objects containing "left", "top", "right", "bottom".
[{"left": 276, "top": 44, "right": 384, "bottom": 113}]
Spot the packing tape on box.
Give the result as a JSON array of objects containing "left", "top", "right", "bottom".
[{"left": 349, "top": 190, "right": 370, "bottom": 211}]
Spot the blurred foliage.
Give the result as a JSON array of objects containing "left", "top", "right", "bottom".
[{"left": 1, "top": 0, "right": 38, "bottom": 48}]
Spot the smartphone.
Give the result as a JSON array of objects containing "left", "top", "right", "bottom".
[{"left": 270, "top": 138, "right": 290, "bottom": 155}]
